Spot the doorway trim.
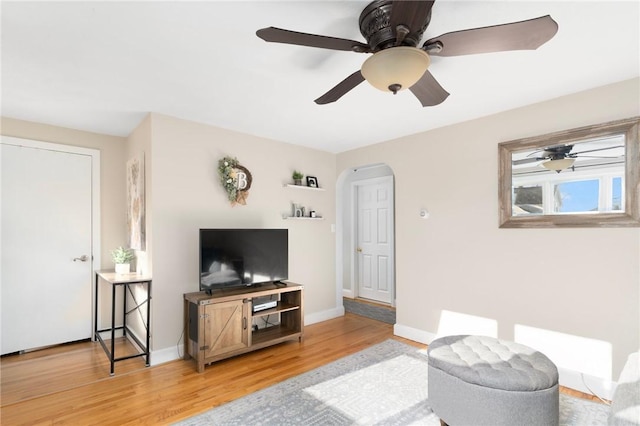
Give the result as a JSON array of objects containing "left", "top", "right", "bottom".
[{"left": 336, "top": 164, "right": 395, "bottom": 309}]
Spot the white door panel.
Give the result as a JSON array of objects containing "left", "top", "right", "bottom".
[
  {"left": 378, "top": 256, "right": 389, "bottom": 291},
  {"left": 355, "top": 177, "right": 394, "bottom": 304},
  {"left": 1, "top": 141, "right": 95, "bottom": 354}
]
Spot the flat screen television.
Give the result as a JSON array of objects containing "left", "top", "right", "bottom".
[{"left": 199, "top": 228, "right": 288, "bottom": 293}]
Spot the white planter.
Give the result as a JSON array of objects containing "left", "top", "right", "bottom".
[{"left": 115, "top": 263, "right": 130, "bottom": 274}]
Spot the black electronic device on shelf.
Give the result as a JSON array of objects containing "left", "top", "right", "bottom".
[{"left": 199, "top": 228, "right": 288, "bottom": 294}]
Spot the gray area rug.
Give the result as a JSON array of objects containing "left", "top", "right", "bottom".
[{"left": 176, "top": 339, "right": 610, "bottom": 425}]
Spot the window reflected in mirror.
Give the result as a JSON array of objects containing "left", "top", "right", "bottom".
[
  {"left": 511, "top": 134, "right": 625, "bottom": 216},
  {"left": 498, "top": 117, "right": 640, "bottom": 228}
]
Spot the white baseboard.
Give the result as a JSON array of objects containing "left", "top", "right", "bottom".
[
  {"left": 305, "top": 306, "right": 345, "bottom": 325},
  {"left": 342, "top": 289, "right": 355, "bottom": 299},
  {"left": 558, "top": 366, "right": 615, "bottom": 401},
  {"left": 97, "top": 329, "right": 124, "bottom": 340},
  {"left": 393, "top": 323, "right": 437, "bottom": 345},
  {"left": 393, "top": 323, "right": 616, "bottom": 400},
  {"left": 151, "top": 345, "right": 181, "bottom": 366}
]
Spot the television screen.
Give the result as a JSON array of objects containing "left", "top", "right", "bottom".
[{"left": 199, "top": 229, "right": 288, "bottom": 293}]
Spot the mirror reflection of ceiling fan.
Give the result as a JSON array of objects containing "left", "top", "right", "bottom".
[
  {"left": 512, "top": 143, "right": 625, "bottom": 172},
  {"left": 256, "top": 0, "right": 558, "bottom": 106}
]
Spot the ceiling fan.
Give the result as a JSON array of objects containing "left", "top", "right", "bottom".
[
  {"left": 512, "top": 144, "right": 625, "bottom": 172},
  {"left": 256, "top": 0, "right": 558, "bottom": 106}
]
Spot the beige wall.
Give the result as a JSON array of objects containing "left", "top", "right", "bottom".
[
  {"left": 337, "top": 78, "right": 640, "bottom": 384},
  {"left": 1, "top": 117, "right": 127, "bottom": 267},
  {"left": 147, "top": 113, "right": 337, "bottom": 351}
]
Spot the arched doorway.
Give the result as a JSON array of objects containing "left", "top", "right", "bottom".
[{"left": 336, "top": 163, "right": 395, "bottom": 307}]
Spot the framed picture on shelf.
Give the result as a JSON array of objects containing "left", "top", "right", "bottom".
[{"left": 306, "top": 176, "right": 318, "bottom": 188}]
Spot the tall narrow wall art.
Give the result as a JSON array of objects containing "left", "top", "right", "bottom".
[{"left": 127, "top": 155, "right": 145, "bottom": 250}]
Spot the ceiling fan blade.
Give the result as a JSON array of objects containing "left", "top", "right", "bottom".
[
  {"left": 315, "top": 71, "right": 365, "bottom": 105},
  {"left": 513, "top": 157, "right": 546, "bottom": 165},
  {"left": 572, "top": 145, "right": 624, "bottom": 155},
  {"left": 423, "top": 15, "right": 558, "bottom": 57},
  {"left": 390, "top": 1, "right": 435, "bottom": 43},
  {"left": 257, "top": 27, "right": 371, "bottom": 53},
  {"left": 409, "top": 70, "right": 449, "bottom": 107},
  {"left": 576, "top": 155, "right": 625, "bottom": 159}
]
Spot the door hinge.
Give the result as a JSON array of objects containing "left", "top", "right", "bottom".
[{"left": 200, "top": 345, "right": 209, "bottom": 351}]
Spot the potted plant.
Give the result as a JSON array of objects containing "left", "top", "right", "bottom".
[
  {"left": 292, "top": 170, "right": 304, "bottom": 186},
  {"left": 111, "top": 246, "right": 134, "bottom": 274}
]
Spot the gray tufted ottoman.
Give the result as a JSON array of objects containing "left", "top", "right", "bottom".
[{"left": 427, "top": 335, "right": 559, "bottom": 426}]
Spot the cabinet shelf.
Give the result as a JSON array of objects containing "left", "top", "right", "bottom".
[
  {"left": 252, "top": 324, "right": 300, "bottom": 346},
  {"left": 252, "top": 302, "right": 299, "bottom": 318}
]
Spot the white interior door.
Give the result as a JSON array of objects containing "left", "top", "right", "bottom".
[
  {"left": 354, "top": 176, "right": 394, "bottom": 304},
  {"left": 1, "top": 138, "right": 98, "bottom": 354}
]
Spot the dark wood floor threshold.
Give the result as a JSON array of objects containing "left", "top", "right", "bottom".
[{"left": 351, "top": 297, "right": 396, "bottom": 310}]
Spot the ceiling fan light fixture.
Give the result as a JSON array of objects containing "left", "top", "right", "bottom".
[
  {"left": 361, "top": 47, "right": 430, "bottom": 94},
  {"left": 542, "top": 158, "right": 575, "bottom": 172}
]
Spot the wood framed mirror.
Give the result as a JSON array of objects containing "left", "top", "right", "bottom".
[{"left": 498, "top": 117, "right": 640, "bottom": 228}]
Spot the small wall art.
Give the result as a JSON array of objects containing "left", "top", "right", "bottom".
[{"left": 306, "top": 176, "right": 318, "bottom": 188}]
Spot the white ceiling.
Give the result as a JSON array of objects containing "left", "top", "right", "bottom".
[{"left": 2, "top": 1, "right": 639, "bottom": 153}]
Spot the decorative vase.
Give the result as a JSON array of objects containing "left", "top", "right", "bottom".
[
  {"left": 294, "top": 179, "right": 302, "bottom": 186},
  {"left": 293, "top": 203, "right": 303, "bottom": 217},
  {"left": 115, "top": 263, "right": 130, "bottom": 274}
]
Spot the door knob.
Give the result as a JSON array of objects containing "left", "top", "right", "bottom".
[
  {"left": 356, "top": 247, "right": 362, "bottom": 253},
  {"left": 73, "top": 255, "right": 89, "bottom": 262}
]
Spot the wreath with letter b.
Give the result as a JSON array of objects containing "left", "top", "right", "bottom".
[{"left": 218, "top": 156, "right": 252, "bottom": 206}]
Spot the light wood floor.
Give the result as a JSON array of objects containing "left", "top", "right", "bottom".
[{"left": 0, "top": 313, "right": 603, "bottom": 425}]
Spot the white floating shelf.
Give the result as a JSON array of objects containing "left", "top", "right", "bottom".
[
  {"left": 282, "top": 216, "right": 325, "bottom": 221},
  {"left": 283, "top": 184, "right": 325, "bottom": 192}
]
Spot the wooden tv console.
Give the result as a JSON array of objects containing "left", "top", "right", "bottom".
[{"left": 183, "top": 282, "right": 304, "bottom": 372}]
